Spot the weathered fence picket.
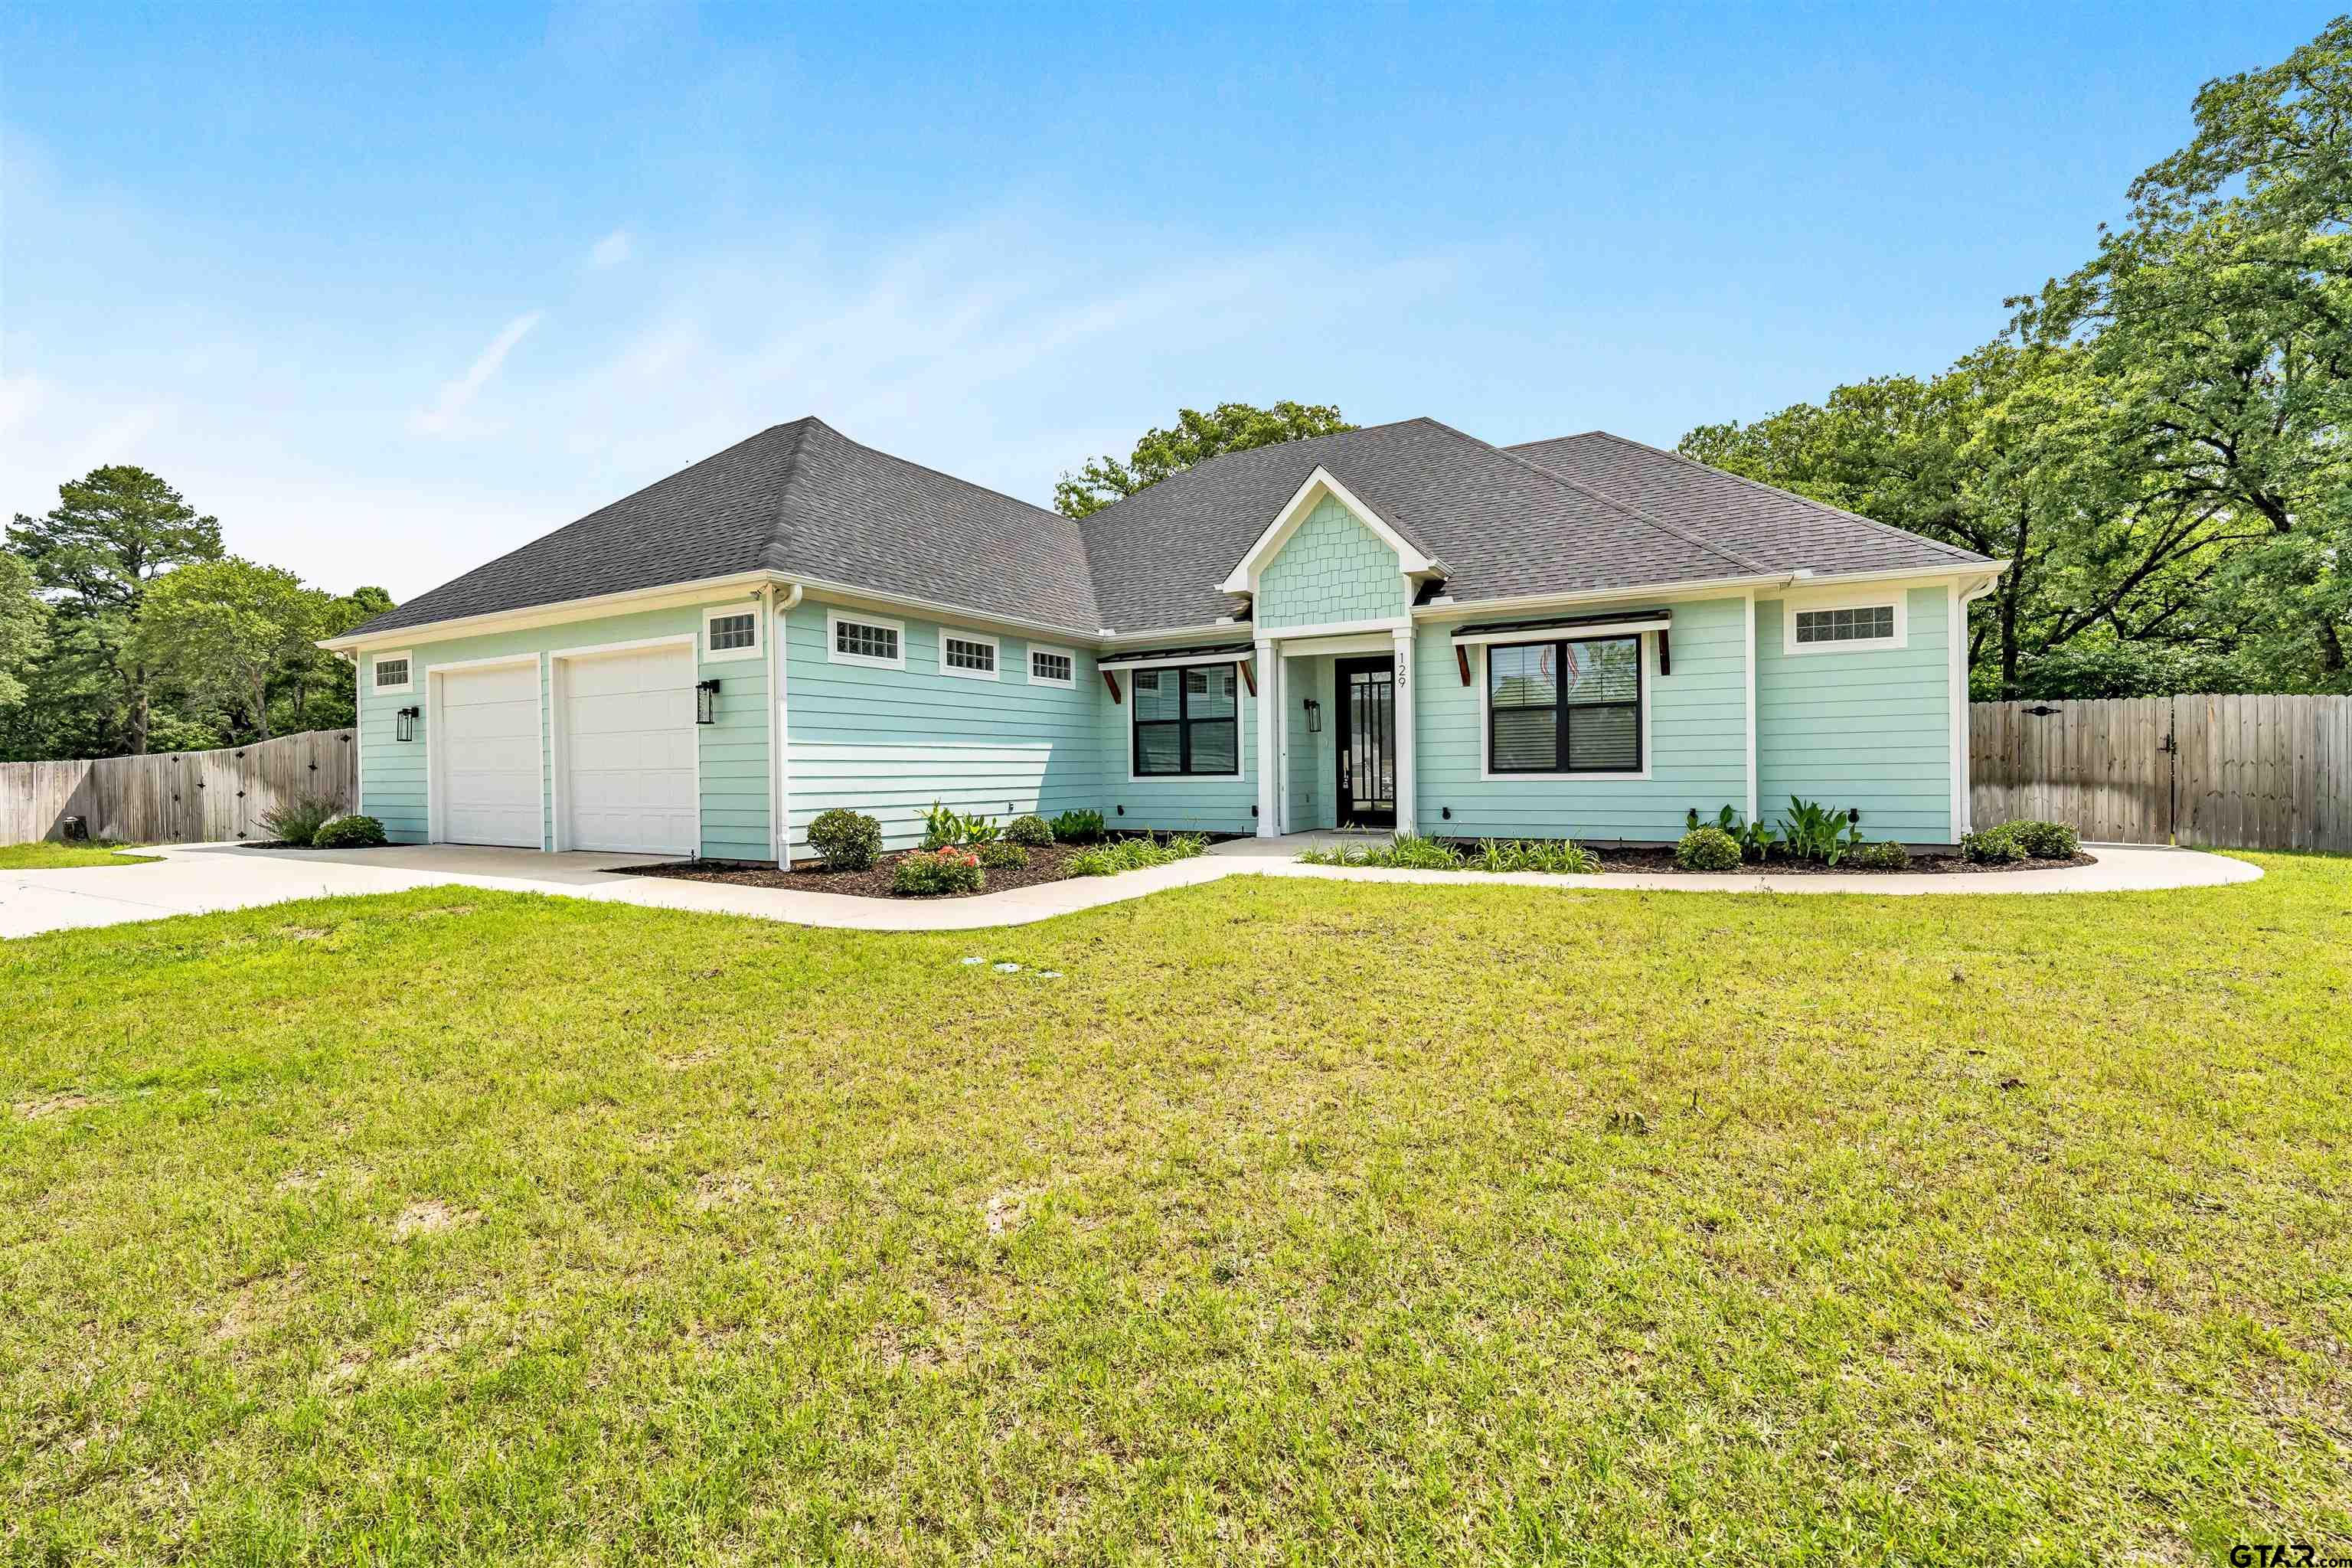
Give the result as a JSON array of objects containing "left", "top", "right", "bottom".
[{"left": 0, "top": 730, "right": 356, "bottom": 846}]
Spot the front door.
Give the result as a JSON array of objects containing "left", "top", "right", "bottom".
[{"left": 1334, "top": 655, "right": 1397, "bottom": 828}]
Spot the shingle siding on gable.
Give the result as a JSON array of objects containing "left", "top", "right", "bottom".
[{"left": 1255, "top": 497, "right": 1407, "bottom": 629}]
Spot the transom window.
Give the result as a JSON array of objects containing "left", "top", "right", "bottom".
[
  {"left": 942, "top": 632, "right": 998, "bottom": 678},
  {"left": 1132, "top": 662, "right": 1240, "bottom": 776},
  {"left": 1795, "top": 605, "right": 1896, "bottom": 645},
  {"left": 373, "top": 655, "right": 410, "bottom": 691},
  {"left": 833, "top": 616, "right": 901, "bottom": 665},
  {"left": 707, "top": 612, "right": 756, "bottom": 652},
  {"left": 1031, "top": 648, "right": 1074, "bottom": 687},
  {"left": 1487, "top": 635, "right": 1641, "bottom": 774}
]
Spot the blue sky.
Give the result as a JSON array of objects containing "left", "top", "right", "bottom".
[{"left": 1, "top": 2, "right": 2332, "bottom": 601}]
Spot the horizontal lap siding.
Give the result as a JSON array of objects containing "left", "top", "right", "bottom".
[
  {"left": 785, "top": 601, "right": 1099, "bottom": 854},
  {"left": 357, "top": 599, "right": 774, "bottom": 859},
  {"left": 1256, "top": 498, "right": 1406, "bottom": 629},
  {"left": 1414, "top": 596, "right": 1748, "bottom": 841},
  {"left": 1756, "top": 586, "right": 1953, "bottom": 842}
]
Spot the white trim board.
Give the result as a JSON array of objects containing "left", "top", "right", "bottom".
[
  {"left": 369, "top": 649, "right": 415, "bottom": 695},
  {"left": 938, "top": 627, "right": 1001, "bottom": 681},
  {"left": 826, "top": 609, "right": 907, "bottom": 671},
  {"left": 702, "top": 603, "right": 763, "bottom": 663},
  {"left": 1777, "top": 590, "right": 1909, "bottom": 656},
  {"left": 1218, "top": 467, "right": 1441, "bottom": 596}
]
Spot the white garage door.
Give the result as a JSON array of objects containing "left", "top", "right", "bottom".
[
  {"left": 436, "top": 662, "right": 543, "bottom": 848},
  {"left": 562, "top": 645, "right": 697, "bottom": 854}
]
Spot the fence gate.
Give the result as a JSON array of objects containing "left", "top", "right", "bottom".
[{"left": 1970, "top": 694, "right": 2352, "bottom": 853}]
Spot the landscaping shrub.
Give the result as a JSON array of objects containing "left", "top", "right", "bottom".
[
  {"left": 1050, "top": 808, "right": 1106, "bottom": 844},
  {"left": 806, "top": 808, "right": 883, "bottom": 871},
  {"left": 1687, "top": 804, "right": 1779, "bottom": 861},
  {"left": 892, "top": 847, "right": 983, "bottom": 895},
  {"left": 1004, "top": 814, "right": 1054, "bottom": 848},
  {"left": 312, "top": 814, "right": 388, "bottom": 849},
  {"left": 978, "top": 841, "right": 1029, "bottom": 870},
  {"left": 1674, "top": 825, "right": 1743, "bottom": 872},
  {"left": 1374, "top": 833, "right": 1465, "bottom": 870},
  {"left": 2007, "top": 819, "right": 2081, "bottom": 858},
  {"left": 1960, "top": 824, "right": 2029, "bottom": 864},
  {"left": 1465, "top": 838, "right": 1597, "bottom": 874},
  {"left": 1067, "top": 832, "right": 1207, "bottom": 877},
  {"left": 258, "top": 794, "right": 343, "bottom": 848},
  {"left": 1849, "top": 840, "right": 1912, "bottom": 871},
  {"left": 1779, "top": 798, "right": 1862, "bottom": 865}
]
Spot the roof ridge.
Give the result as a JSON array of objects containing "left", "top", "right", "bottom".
[
  {"left": 1423, "top": 418, "right": 1775, "bottom": 578},
  {"left": 757, "top": 416, "right": 817, "bottom": 571},
  {"left": 818, "top": 416, "right": 1073, "bottom": 527},
  {"left": 1574, "top": 431, "right": 1983, "bottom": 564},
  {"left": 1074, "top": 416, "right": 1439, "bottom": 530}
]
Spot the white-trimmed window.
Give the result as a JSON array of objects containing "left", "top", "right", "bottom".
[
  {"left": 703, "top": 606, "right": 762, "bottom": 662},
  {"left": 940, "top": 629, "right": 999, "bottom": 681},
  {"left": 371, "top": 651, "right": 413, "bottom": 694},
  {"left": 1785, "top": 596, "right": 1906, "bottom": 655},
  {"left": 828, "top": 611, "right": 906, "bottom": 670},
  {"left": 1029, "top": 645, "right": 1076, "bottom": 688}
]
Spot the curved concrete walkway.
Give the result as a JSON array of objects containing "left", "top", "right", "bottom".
[{"left": 0, "top": 837, "right": 2262, "bottom": 939}]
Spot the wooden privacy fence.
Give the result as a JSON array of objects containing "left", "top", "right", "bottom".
[
  {"left": 1971, "top": 695, "right": 2352, "bottom": 853},
  {"left": 0, "top": 729, "right": 356, "bottom": 847}
]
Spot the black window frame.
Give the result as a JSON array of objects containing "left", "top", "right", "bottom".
[
  {"left": 1131, "top": 661, "right": 1241, "bottom": 777},
  {"left": 1485, "top": 634, "right": 1643, "bottom": 775}
]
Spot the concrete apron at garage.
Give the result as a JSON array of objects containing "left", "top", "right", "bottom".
[{"left": 0, "top": 838, "right": 2265, "bottom": 942}]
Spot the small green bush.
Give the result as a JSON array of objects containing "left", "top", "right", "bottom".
[
  {"left": 259, "top": 794, "right": 342, "bottom": 848},
  {"left": 1050, "top": 808, "right": 1106, "bottom": 844},
  {"left": 806, "top": 808, "right": 883, "bottom": 871},
  {"left": 893, "top": 847, "right": 984, "bottom": 895},
  {"left": 1067, "top": 832, "right": 1208, "bottom": 877},
  {"left": 1849, "top": 839, "right": 1912, "bottom": 871},
  {"left": 2007, "top": 819, "right": 2081, "bottom": 858},
  {"left": 1779, "top": 798, "right": 1863, "bottom": 865},
  {"left": 1004, "top": 814, "right": 1054, "bottom": 848},
  {"left": 1674, "top": 825, "right": 1743, "bottom": 872},
  {"left": 978, "top": 841, "right": 1029, "bottom": 870},
  {"left": 312, "top": 814, "right": 387, "bottom": 849},
  {"left": 1374, "top": 833, "right": 1465, "bottom": 870},
  {"left": 1960, "top": 824, "right": 2029, "bottom": 864},
  {"left": 1465, "top": 838, "right": 1597, "bottom": 874}
]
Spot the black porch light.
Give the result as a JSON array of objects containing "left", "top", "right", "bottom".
[
  {"left": 395, "top": 705, "right": 420, "bottom": 743},
  {"left": 1303, "top": 696, "right": 1322, "bottom": 733},
  {"left": 696, "top": 678, "right": 721, "bottom": 725}
]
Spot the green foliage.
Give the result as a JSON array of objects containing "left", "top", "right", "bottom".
[
  {"left": 2004, "top": 819, "right": 2082, "bottom": 859},
  {"left": 1054, "top": 402, "right": 1355, "bottom": 518},
  {"left": 1066, "top": 832, "right": 1209, "bottom": 877},
  {"left": 1298, "top": 835, "right": 1598, "bottom": 874},
  {"left": 1049, "top": 808, "right": 1106, "bottom": 844},
  {"left": 1849, "top": 840, "right": 1913, "bottom": 871},
  {"left": 1468, "top": 838, "right": 1599, "bottom": 874},
  {"left": 978, "top": 841, "right": 1029, "bottom": 871},
  {"left": 1686, "top": 805, "right": 1780, "bottom": 862},
  {"left": 807, "top": 808, "right": 883, "bottom": 872},
  {"left": 1960, "top": 824, "right": 2030, "bottom": 864},
  {"left": 311, "top": 814, "right": 387, "bottom": 849},
  {"left": 891, "top": 846, "right": 984, "bottom": 896},
  {"left": 1778, "top": 799, "right": 1863, "bottom": 866},
  {"left": 135, "top": 557, "right": 330, "bottom": 743},
  {"left": 258, "top": 794, "right": 343, "bottom": 848},
  {"left": 918, "top": 801, "right": 1000, "bottom": 849},
  {"left": 0, "top": 550, "right": 47, "bottom": 712},
  {"left": 1674, "top": 826, "right": 1744, "bottom": 872},
  {"left": 1004, "top": 814, "right": 1055, "bottom": 848}
]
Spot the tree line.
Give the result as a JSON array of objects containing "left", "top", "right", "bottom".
[{"left": 0, "top": 466, "right": 394, "bottom": 762}]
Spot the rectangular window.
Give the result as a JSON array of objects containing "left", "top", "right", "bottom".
[
  {"left": 1795, "top": 605, "right": 1896, "bottom": 645},
  {"left": 1030, "top": 647, "right": 1075, "bottom": 687},
  {"left": 941, "top": 630, "right": 998, "bottom": 680},
  {"left": 1486, "top": 635, "right": 1641, "bottom": 774},
  {"left": 704, "top": 609, "right": 758, "bottom": 659},
  {"left": 372, "top": 653, "right": 413, "bottom": 693},
  {"left": 1132, "top": 662, "right": 1240, "bottom": 776},
  {"left": 830, "top": 613, "right": 904, "bottom": 669}
]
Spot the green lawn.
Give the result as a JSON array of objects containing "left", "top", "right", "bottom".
[
  {"left": 0, "top": 840, "right": 158, "bottom": 869},
  {"left": 5, "top": 858, "right": 2347, "bottom": 1565}
]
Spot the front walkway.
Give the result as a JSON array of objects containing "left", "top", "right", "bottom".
[{"left": 0, "top": 835, "right": 2264, "bottom": 940}]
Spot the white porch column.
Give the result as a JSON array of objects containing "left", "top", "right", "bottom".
[
  {"left": 1254, "top": 638, "right": 1281, "bottom": 837},
  {"left": 1390, "top": 625, "right": 1416, "bottom": 836}
]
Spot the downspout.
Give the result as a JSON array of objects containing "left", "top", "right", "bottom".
[{"left": 769, "top": 580, "right": 802, "bottom": 867}]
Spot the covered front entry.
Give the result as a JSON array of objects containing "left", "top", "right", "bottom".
[{"left": 1333, "top": 655, "right": 1397, "bottom": 828}]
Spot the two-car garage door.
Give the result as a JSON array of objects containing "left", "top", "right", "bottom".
[{"left": 433, "top": 645, "right": 698, "bottom": 856}]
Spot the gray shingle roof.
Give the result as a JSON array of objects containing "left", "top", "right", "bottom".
[
  {"left": 1506, "top": 430, "right": 1988, "bottom": 579},
  {"left": 353, "top": 415, "right": 1991, "bottom": 642},
  {"left": 350, "top": 417, "right": 1098, "bottom": 638}
]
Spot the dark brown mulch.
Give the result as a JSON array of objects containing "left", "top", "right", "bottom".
[
  {"left": 1577, "top": 845, "right": 2099, "bottom": 876},
  {"left": 609, "top": 843, "right": 1092, "bottom": 900}
]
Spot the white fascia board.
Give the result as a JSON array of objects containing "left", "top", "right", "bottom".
[
  {"left": 1216, "top": 466, "right": 1436, "bottom": 595},
  {"left": 318, "top": 571, "right": 776, "bottom": 652},
  {"left": 1448, "top": 616, "right": 1670, "bottom": 647}
]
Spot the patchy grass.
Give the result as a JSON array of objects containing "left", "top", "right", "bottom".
[
  {"left": 0, "top": 840, "right": 158, "bottom": 870},
  {"left": 2, "top": 855, "right": 2347, "bottom": 1564}
]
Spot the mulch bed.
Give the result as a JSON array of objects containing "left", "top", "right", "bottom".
[
  {"left": 1576, "top": 845, "right": 2099, "bottom": 876},
  {"left": 609, "top": 843, "right": 1093, "bottom": 900}
]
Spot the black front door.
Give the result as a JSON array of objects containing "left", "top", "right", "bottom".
[{"left": 1334, "top": 655, "right": 1397, "bottom": 828}]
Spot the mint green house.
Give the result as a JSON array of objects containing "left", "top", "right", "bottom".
[{"left": 321, "top": 416, "right": 2004, "bottom": 860}]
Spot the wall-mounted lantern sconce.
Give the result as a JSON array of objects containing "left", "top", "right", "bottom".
[
  {"left": 696, "top": 678, "right": 721, "bottom": 725},
  {"left": 1303, "top": 697, "right": 1322, "bottom": 733},
  {"left": 395, "top": 705, "right": 420, "bottom": 743}
]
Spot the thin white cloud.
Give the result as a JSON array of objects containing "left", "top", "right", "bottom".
[
  {"left": 0, "top": 372, "right": 44, "bottom": 434},
  {"left": 410, "top": 312, "right": 543, "bottom": 436},
  {"left": 588, "top": 228, "right": 633, "bottom": 269}
]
